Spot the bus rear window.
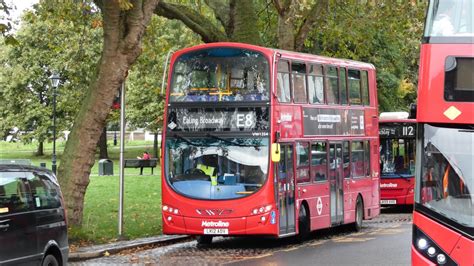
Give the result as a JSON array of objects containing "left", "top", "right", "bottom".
[
  {"left": 444, "top": 57, "right": 474, "bottom": 102},
  {"left": 170, "top": 48, "right": 270, "bottom": 102}
]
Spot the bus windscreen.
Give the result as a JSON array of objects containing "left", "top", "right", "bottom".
[
  {"left": 165, "top": 136, "right": 269, "bottom": 200},
  {"left": 170, "top": 48, "right": 270, "bottom": 102}
]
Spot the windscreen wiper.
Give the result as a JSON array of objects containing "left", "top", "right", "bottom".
[{"left": 171, "top": 133, "right": 199, "bottom": 146}]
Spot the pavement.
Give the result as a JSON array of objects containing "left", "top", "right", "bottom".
[{"left": 68, "top": 235, "right": 192, "bottom": 262}]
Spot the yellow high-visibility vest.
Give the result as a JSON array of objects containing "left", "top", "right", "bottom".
[{"left": 197, "top": 164, "right": 217, "bottom": 185}]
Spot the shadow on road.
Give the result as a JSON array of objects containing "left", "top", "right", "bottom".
[{"left": 381, "top": 205, "right": 413, "bottom": 214}]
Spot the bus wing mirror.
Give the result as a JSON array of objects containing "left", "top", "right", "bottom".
[{"left": 271, "top": 143, "right": 281, "bottom": 162}]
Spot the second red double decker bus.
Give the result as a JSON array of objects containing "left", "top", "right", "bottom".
[
  {"left": 379, "top": 112, "right": 416, "bottom": 207},
  {"left": 161, "top": 42, "right": 380, "bottom": 244},
  {"left": 412, "top": 0, "right": 473, "bottom": 265}
]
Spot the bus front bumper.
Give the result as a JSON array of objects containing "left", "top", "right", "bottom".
[{"left": 163, "top": 212, "right": 278, "bottom": 236}]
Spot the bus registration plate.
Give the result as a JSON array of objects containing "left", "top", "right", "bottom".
[
  {"left": 204, "top": 228, "right": 228, "bottom": 235},
  {"left": 380, "top": 200, "right": 397, "bottom": 204}
]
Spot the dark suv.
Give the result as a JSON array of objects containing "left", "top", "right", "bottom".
[{"left": 0, "top": 164, "right": 68, "bottom": 265}]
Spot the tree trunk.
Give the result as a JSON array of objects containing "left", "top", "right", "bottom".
[
  {"left": 98, "top": 126, "right": 108, "bottom": 159},
  {"left": 36, "top": 141, "right": 44, "bottom": 156},
  {"left": 230, "top": 0, "right": 261, "bottom": 45},
  {"left": 57, "top": 0, "right": 159, "bottom": 227}
]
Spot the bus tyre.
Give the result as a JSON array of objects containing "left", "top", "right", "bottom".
[
  {"left": 42, "top": 254, "right": 59, "bottom": 266},
  {"left": 196, "top": 235, "right": 213, "bottom": 246},
  {"left": 352, "top": 197, "right": 363, "bottom": 232},
  {"left": 297, "top": 204, "right": 310, "bottom": 241}
]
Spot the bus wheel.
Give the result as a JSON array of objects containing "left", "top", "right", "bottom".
[
  {"left": 352, "top": 196, "right": 363, "bottom": 232},
  {"left": 298, "top": 204, "right": 310, "bottom": 240},
  {"left": 196, "top": 235, "right": 213, "bottom": 246}
]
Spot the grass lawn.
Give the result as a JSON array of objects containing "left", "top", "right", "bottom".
[{"left": 0, "top": 140, "right": 163, "bottom": 245}]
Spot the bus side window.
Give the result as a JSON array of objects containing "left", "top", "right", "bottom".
[
  {"left": 308, "top": 64, "right": 324, "bottom": 104},
  {"left": 339, "top": 68, "right": 348, "bottom": 105},
  {"left": 325, "top": 66, "right": 339, "bottom": 104},
  {"left": 348, "top": 69, "right": 361, "bottom": 105},
  {"left": 351, "top": 141, "right": 365, "bottom": 178},
  {"left": 296, "top": 142, "right": 310, "bottom": 183},
  {"left": 364, "top": 140, "right": 371, "bottom": 177},
  {"left": 277, "top": 60, "right": 291, "bottom": 103},
  {"left": 343, "top": 141, "right": 350, "bottom": 179},
  {"left": 311, "top": 142, "right": 327, "bottom": 182},
  {"left": 361, "top": 70, "right": 370, "bottom": 105},
  {"left": 292, "top": 63, "right": 307, "bottom": 103}
]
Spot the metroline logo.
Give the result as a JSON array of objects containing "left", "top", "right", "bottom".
[
  {"left": 381, "top": 183, "right": 398, "bottom": 188},
  {"left": 201, "top": 221, "right": 230, "bottom": 228}
]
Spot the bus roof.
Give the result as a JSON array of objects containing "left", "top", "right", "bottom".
[
  {"left": 172, "top": 42, "right": 375, "bottom": 70},
  {"left": 379, "top": 111, "right": 412, "bottom": 121}
]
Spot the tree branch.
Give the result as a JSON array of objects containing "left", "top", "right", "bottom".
[
  {"left": 272, "top": 0, "right": 284, "bottom": 16},
  {"left": 204, "top": 0, "right": 232, "bottom": 36},
  {"left": 155, "top": 1, "right": 228, "bottom": 43}
]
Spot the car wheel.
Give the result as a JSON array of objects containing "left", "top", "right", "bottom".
[
  {"left": 196, "top": 235, "right": 213, "bottom": 246},
  {"left": 42, "top": 254, "right": 59, "bottom": 266},
  {"left": 352, "top": 196, "right": 363, "bottom": 232}
]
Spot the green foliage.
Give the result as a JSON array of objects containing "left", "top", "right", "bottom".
[
  {"left": 126, "top": 16, "right": 201, "bottom": 132},
  {"left": 0, "top": 1, "right": 102, "bottom": 146},
  {"left": 304, "top": 1, "right": 427, "bottom": 112}
]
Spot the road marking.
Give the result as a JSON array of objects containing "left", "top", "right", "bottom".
[
  {"left": 309, "top": 240, "right": 329, "bottom": 246},
  {"left": 333, "top": 237, "right": 375, "bottom": 243}
]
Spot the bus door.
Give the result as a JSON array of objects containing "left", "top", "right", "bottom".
[
  {"left": 276, "top": 144, "right": 296, "bottom": 235},
  {"left": 329, "top": 142, "right": 344, "bottom": 225}
]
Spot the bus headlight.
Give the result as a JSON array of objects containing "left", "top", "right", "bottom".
[
  {"left": 162, "top": 205, "right": 180, "bottom": 215},
  {"left": 251, "top": 205, "right": 272, "bottom": 215},
  {"left": 417, "top": 238, "right": 428, "bottom": 250},
  {"left": 427, "top": 247, "right": 436, "bottom": 257},
  {"left": 437, "top": 254, "right": 446, "bottom": 265},
  {"left": 413, "top": 226, "right": 456, "bottom": 266}
]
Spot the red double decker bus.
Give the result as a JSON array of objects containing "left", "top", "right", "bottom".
[
  {"left": 379, "top": 112, "right": 416, "bottom": 207},
  {"left": 412, "top": 0, "right": 473, "bottom": 265},
  {"left": 161, "top": 42, "right": 380, "bottom": 244}
]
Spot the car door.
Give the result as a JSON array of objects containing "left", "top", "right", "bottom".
[
  {"left": 0, "top": 171, "right": 38, "bottom": 265},
  {"left": 27, "top": 171, "right": 68, "bottom": 260}
]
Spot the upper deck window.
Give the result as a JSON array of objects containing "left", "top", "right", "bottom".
[
  {"left": 339, "top": 68, "right": 348, "bottom": 105},
  {"left": 444, "top": 57, "right": 474, "bottom": 102},
  {"left": 277, "top": 60, "right": 291, "bottom": 103},
  {"left": 170, "top": 48, "right": 270, "bottom": 102},
  {"left": 308, "top": 64, "right": 325, "bottom": 104},
  {"left": 361, "top": 70, "right": 370, "bottom": 105},
  {"left": 424, "top": 0, "right": 473, "bottom": 38},
  {"left": 326, "top": 66, "right": 339, "bottom": 104},
  {"left": 292, "top": 63, "right": 307, "bottom": 103},
  {"left": 348, "top": 69, "right": 362, "bottom": 105}
]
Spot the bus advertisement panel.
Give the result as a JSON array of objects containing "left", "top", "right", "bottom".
[
  {"left": 162, "top": 42, "right": 380, "bottom": 245},
  {"left": 412, "top": 1, "right": 473, "bottom": 265}
]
